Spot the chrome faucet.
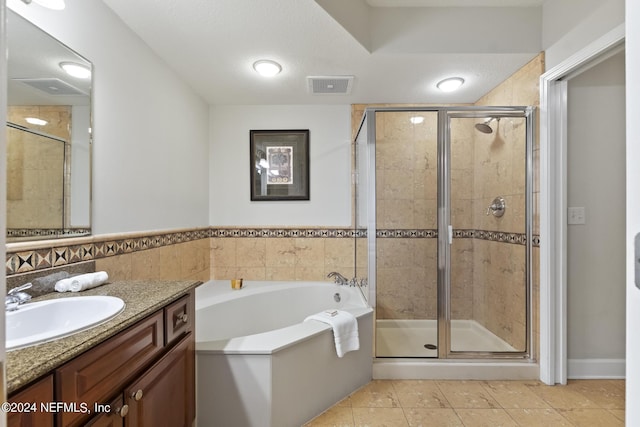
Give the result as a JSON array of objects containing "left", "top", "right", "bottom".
[
  {"left": 327, "top": 272, "right": 349, "bottom": 286},
  {"left": 6, "top": 283, "right": 33, "bottom": 311}
]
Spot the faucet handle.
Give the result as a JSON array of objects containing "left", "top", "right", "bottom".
[
  {"left": 8, "top": 283, "right": 32, "bottom": 295},
  {"left": 327, "top": 272, "right": 348, "bottom": 285}
]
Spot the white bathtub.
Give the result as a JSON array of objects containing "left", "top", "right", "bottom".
[{"left": 195, "top": 280, "right": 373, "bottom": 427}]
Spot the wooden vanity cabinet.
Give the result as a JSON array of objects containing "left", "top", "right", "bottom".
[
  {"left": 125, "top": 333, "right": 194, "bottom": 427},
  {"left": 8, "top": 291, "right": 196, "bottom": 427},
  {"left": 7, "top": 374, "right": 54, "bottom": 427},
  {"left": 84, "top": 395, "right": 126, "bottom": 427},
  {"left": 85, "top": 333, "right": 194, "bottom": 427}
]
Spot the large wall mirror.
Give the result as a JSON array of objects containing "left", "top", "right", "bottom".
[{"left": 6, "top": 10, "right": 92, "bottom": 242}]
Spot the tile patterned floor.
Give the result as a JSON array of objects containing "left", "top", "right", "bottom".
[{"left": 304, "top": 379, "right": 625, "bottom": 427}]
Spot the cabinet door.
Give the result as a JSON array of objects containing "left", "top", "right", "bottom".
[
  {"left": 7, "top": 375, "right": 54, "bottom": 427},
  {"left": 56, "top": 311, "right": 164, "bottom": 427},
  {"left": 125, "top": 333, "right": 194, "bottom": 427},
  {"left": 85, "top": 395, "right": 127, "bottom": 427}
]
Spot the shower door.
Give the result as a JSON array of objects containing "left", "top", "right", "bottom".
[
  {"left": 372, "top": 110, "right": 440, "bottom": 358},
  {"left": 358, "top": 106, "right": 533, "bottom": 359},
  {"left": 444, "top": 109, "right": 532, "bottom": 357}
]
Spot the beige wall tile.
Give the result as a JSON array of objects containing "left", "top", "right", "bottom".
[
  {"left": 210, "top": 238, "right": 236, "bottom": 268},
  {"left": 294, "top": 238, "right": 325, "bottom": 268},
  {"left": 265, "top": 238, "right": 296, "bottom": 267},
  {"left": 294, "top": 266, "right": 325, "bottom": 281},
  {"left": 236, "top": 238, "right": 266, "bottom": 267},
  {"left": 95, "top": 254, "right": 132, "bottom": 282},
  {"left": 265, "top": 267, "right": 296, "bottom": 281}
]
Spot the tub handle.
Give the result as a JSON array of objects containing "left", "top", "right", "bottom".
[{"left": 131, "top": 389, "right": 143, "bottom": 401}]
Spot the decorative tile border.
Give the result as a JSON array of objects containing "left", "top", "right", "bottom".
[
  {"left": 211, "top": 228, "right": 362, "bottom": 238},
  {"left": 5, "top": 226, "right": 540, "bottom": 277},
  {"left": 6, "top": 228, "right": 211, "bottom": 277},
  {"left": 374, "top": 228, "right": 540, "bottom": 247},
  {"left": 7, "top": 228, "right": 91, "bottom": 240},
  {"left": 5, "top": 227, "right": 355, "bottom": 276}
]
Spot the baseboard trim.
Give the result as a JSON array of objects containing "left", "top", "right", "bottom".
[
  {"left": 567, "top": 358, "right": 625, "bottom": 379},
  {"left": 373, "top": 360, "right": 539, "bottom": 380}
]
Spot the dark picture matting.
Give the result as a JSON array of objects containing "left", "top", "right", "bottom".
[{"left": 250, "top": 129, "right": 310, "bottom": 201}]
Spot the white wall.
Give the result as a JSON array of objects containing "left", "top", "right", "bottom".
[
  {"left": 566, "top": 52, "right": 625, "bottom": 377},
  {"left": 626, "top": 0, "right": 640, "bottom": 424},
  {"left": 7, "top": 0, "right": 210, "bottom": 235},
  {"left": 543, "top": 0, "right": 624, "bottom": 69},
  {"left": 70, "top": 105, "right": 90, "bottom": 227},
  {"left": 209, "top": 105, "right": 351, "bottom": 227}
]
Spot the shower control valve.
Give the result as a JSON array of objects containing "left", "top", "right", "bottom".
[{"left": 486, "top": 196, "right": 506, "bottom": 217}]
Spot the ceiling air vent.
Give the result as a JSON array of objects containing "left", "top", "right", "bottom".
[
  {"left": 307, "top": 75, "right": 354, "bottom": 95},
  {"left": 12, "top": 78, "right": 88, "bottom": 96}
]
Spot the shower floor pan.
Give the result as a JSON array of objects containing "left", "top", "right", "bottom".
[{"left": 376, "top": 319, "right": 516, "bottom": 357}]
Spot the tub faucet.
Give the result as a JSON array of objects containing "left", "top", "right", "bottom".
[
  {"left": 327, "top": 272, "right": 349, "bottom": 286},
  {"left": 6, "top": 283, "right": 33, "bottom": 311}
]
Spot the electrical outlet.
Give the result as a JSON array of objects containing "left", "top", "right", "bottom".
[{"left": 567, "top": 207, "right": 586, "bottom": 225}]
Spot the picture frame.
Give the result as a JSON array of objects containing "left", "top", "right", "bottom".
[{"left": 250, "top": 129, "right": 310, "bottom": 201}]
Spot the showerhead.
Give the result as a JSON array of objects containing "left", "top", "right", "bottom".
[{"left": 475, "top": 117, "right": 499, "bottom": 134}]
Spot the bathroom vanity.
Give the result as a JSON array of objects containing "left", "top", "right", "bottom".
[{"left": 6, "top": 280, "right": 199, "bottom": 427}]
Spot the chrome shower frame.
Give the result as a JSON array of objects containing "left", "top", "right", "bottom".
[{"left": 354, "top": 105, "right": 536, "bottom": 361}]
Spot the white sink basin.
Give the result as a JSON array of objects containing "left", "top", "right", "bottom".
[{"left": 6, "top": 296, "right": 125, "bottom": 351}]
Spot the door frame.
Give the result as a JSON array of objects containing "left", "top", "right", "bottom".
[{"left": 538, "top": 24, "right": 625, "bottom": 385}]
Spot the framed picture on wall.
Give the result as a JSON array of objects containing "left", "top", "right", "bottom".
[{"left": 250, "top": 129, "right": 310, "bottom": 201}]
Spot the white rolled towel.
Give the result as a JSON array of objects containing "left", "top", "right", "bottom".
[{"left": 55, "top": 272, "right": 109, "bottom": 292}]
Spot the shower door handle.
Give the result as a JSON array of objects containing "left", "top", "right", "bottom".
[{"left": 448, "top": 225, "right": 453, "bottom": 245}]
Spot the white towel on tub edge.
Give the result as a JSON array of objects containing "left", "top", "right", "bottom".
[{"left": 304, "top": 310, "right": 359, "bottom": 357}]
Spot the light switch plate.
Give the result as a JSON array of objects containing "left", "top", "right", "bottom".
[{"left": 568, "top": 207, "right": 586, "bottom": 225}]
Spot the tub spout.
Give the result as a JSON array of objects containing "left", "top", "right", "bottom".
[{"left": 327, "top": 272, "right": 349, "bottom": 286}]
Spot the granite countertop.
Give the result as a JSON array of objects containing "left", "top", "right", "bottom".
[{"left": 6, "top": 279, "right": 201, "bottom": 394}]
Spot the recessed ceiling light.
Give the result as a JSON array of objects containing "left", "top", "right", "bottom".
[
  {"left": 436, "top": 77, "right": 464, "bottom": 92},
  {"left": 30, "top": 0, "right": 66, "bottom": 10},
  {"left": 410, "top": 116, "right": 424, "bottom": 124},
  {"left": 25, "top": 117, "right": 48, "bottom": 126},
  {"left": 59, "top": 62, "right": 91, "bottom": 79},
  {"left": 253, "top": 60, "right": 282, "bottom": 77}
]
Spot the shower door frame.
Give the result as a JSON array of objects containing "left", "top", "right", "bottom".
[{"left": 359, "top": 106, "right": 535, "bottom": 360}]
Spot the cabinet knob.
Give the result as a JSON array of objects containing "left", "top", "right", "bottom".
[
  {"left": 116, "top": 404, "right": 129, "bottom": 418},
  {"left": 176, "top": 312, "right": 188, "bottom": 325},
  {"left": 132, "top": 389, "right": 144, "bottom": 401}
]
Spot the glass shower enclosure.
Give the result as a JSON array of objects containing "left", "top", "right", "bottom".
[{"left": 354, "top": 106, "right": 534, "bottom": 359}]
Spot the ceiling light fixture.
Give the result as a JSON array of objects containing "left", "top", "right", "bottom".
[
  {"left": 25, "top": 117, "right": 48, "bottom": 126},
  {"left": 436, "top": 77, "right": 464, "bottom": 92},
  {"left": 59, "top": 62, "right": 91, "bottom": 79},
  {"left": 253, "top": 60, "right": 282, "bottom": 77}
]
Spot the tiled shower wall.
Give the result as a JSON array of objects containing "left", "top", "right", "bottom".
[
  {"left": 474, "top": 53, "right": 544, "bottom": 351},
  {"left": 6, "top": 106, "right": 70, "bottom": 231},
  {"left": 352, "top": 53, "right": 543, "bottom": 352},
  {"left": 374, "top": 111, "right": 439, "bottom": 320}
]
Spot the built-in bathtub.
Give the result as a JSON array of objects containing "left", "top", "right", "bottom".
[{"left": 195, "top": 280, "right": 373, "bottom": 427}]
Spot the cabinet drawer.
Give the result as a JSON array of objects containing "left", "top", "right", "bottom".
[
  {"left": 8, "top": 375, "right": 54, "bottom": 427},
  {"left": 164, "top": 294, "right": 193, "bottom": 345},
  {"left": 56, "top": 311, "right": 164, "bottom": 427}
]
